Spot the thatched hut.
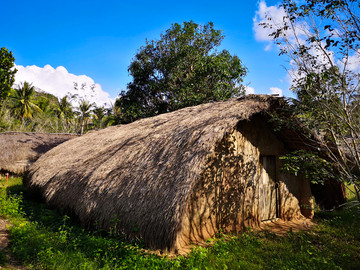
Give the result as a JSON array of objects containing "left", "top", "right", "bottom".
[
  {"left": 0, "top": 132, "right": 78, "bottom": 175},
  {"left": 25, "top": 95, "right": 319, "bottom": 253}
]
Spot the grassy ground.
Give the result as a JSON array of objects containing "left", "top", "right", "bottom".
[{"left": 0, "top": 177, "right": 359, "bottom": 269}]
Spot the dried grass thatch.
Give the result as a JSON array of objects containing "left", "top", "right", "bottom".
[
  {"left": 24, "top": 95, "right": 318, "bottom": 251},
  {"left": 0, "top": 132, "right": 78, "bottom": 174}
]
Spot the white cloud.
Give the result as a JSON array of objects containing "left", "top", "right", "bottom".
[
  {"left": 14, "top": 64, "right": 113, "bottom": 107},
  {"left": 269, "top": 87, "right": 283, "bottom": 96},
  {"left": 253, "top": 1, "right": 338, "bottom": 86},
  {"left": 344, "top": 50, "right": 360, "bottom": 74},
  {"left": 264, "top": 43, "right": 272, "bottom": 51},
  {"left": 253, "top": 0, "right": 289, "bottom": 49},
  {"left": 253, "top": 1, "right": 310, "bottom": 51},
  {"left": 245, "top": 86, "right": 255, "bottom": 95},
  {"left": 254, "top": 1, "right": 359, "bottom": 96}
]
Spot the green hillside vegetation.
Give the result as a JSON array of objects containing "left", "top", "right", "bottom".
[{"left": 0, "top": 83, "right": 114, "bottom": 134}]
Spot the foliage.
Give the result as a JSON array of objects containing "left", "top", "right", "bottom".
[
  {"left": 54, "top": 96, "right": 75, "bottom": 133},
  {"left": 77, "top": 99, "right": 93, "bottom": 135},
  {"left": 116, "top": 21, "right": 247, "bottom": 123},
  {"left": 92, "top": 106, "right": 106, "bottom": 129},
  {"left": 0, "top": 177, "right": 359, "bottom": 269},
  {"left": 0, "top": 47, "right": 17, "bottom": 104},
  {"left": 10, "top": 82, "right": 43, "bottom": 123},
  {"left": 0, "top": 80, "right": 117, "bottom": 134},
  {"left": 0, "top": 98, "right": 16, "bottom": 131},
  {"left": 0, "top": 52, "right": 116, "bottom": 134},
  {"left": 280, "top": 150, "right": 334, "bottom": 184},
  {"left": 262, "top": 0, "right": 360, "bottom": 202}
]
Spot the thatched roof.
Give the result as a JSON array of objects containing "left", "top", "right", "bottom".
[
  {"left": 24, "top": 95, "right": 318, "bottom": 250},
  {"left": 0, "top": 132, "right": 78, "bottom": 174}
]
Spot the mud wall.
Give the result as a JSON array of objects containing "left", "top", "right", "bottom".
[{"left": 174, "top": 116, "right": 313, "bottom": 251}]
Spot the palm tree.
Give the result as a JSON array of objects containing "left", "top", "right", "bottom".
[
  {"left": 56, "top": 96, "right": 74, "bottom": 132},
  {"left": 78, "top": 100, "right": 93, "bottom": 135},
  {"left": 92, "top": 106, "right": 106, "bottom": 129},
  {"left": 11, "top": 82, "right": 42, "bottom": 125},
  {"left": 103, "top": 102, "right": 121, "bottom": 127}
]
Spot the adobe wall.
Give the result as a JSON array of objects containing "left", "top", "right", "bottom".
[
  {"left": 238, "top": 116, "right": 314, "bottom": 220},
  {"left": 174, "top": 116, "right": 313, "bottom": 252}
]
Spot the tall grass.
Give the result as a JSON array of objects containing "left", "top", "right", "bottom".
[{"left": 0, "top": 177, "right": 359, "bottom": 269}]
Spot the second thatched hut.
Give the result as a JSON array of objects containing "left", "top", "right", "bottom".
[
  {"left": 0, "top": 132, "right": 78, "bottom": 175},
  {"left": 25, "top": 95, "right": 319, "bottom": 253}
]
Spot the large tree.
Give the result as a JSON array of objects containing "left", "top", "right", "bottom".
[
  {"left": 117, "top": 21, "right": 247, "bottom": 123},
  {"left": 262, "top": 0, "right": 360, "bottom": 202},
  {"left": 0, "top": 47, "right": 17, "bottom": 104}
]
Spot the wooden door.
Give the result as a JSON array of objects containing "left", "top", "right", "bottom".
[{"left": 259, "top": 156, "right": 278, "bottom": 221}]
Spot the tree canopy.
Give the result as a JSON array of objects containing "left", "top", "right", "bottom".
[
  {"left": 10, "top": 82, "right": 42, "bottom": 122},
  {"left": 0, "top": 47, "right": 17, "bottom": 104},
  {"left": 0, "top": 81, "right": 115, "bottom": 134},
  {"left": 263, "top": 0, "right": 360, "bottom": 202},
  {"left": 116, "top": 21, "right": 247, "bottom": 123}
]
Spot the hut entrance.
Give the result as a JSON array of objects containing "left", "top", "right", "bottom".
[{"left": 259, "top": 155, "right": 278, "bottom": 221}]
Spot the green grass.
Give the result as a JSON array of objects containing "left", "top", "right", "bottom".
[{"left": 0, "top": 177, "right": 359, "bottom": 269}]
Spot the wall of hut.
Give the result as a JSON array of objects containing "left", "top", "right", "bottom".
[{"left": 174, "top": 116, "right": 313, "bottom": 251}]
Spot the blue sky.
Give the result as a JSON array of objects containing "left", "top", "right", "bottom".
[{"left": 1, "top": 0, "right": 292, "bottom": 105}]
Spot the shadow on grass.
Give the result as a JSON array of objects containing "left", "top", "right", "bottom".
[{"left": 3, "top": 183, "right": 173, "bottom": 270}]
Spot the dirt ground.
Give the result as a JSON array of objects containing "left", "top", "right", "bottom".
[
  {"left": 0, "top": 218, "right": 24, "bottom": 270},
  {"left": 258, "top": 217, "right": 315, "bottom": 235},
  {"left": 0, "top": 219, "right": 9, "bottom": 252}
]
